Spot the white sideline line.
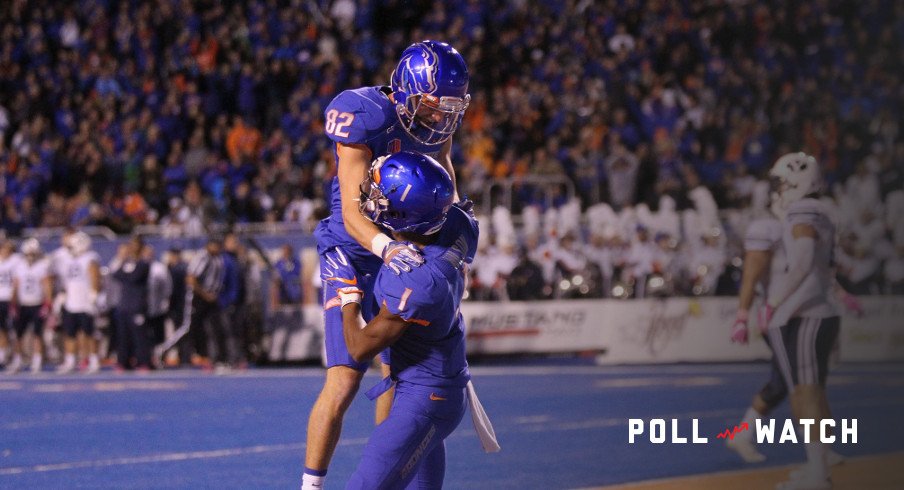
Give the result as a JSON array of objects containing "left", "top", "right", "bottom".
[
  {"left": 3, "top": 362, "right": 901, "bottom": 382},
  {"left": 0, "top": 438, "right": 368, "bottom": 476},
  {"left": 2, "top": 413, "right": 160, "bottom": 430},
  {"left": 593, "top": 376, "right": 725, "bottom": 388},
  {"left": 470, "top": 363, "right": 904, "bottom": 376}
]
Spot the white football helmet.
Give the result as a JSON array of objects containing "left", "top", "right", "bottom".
[
  {"left": 769, "top": 152, "right": 822, "bottom": 209},
  {"left": 70, "top": 231, "right": 92, "bottom": 256},
  {"left": 21, "top": 237, "right": 41, "bottom": 256}
]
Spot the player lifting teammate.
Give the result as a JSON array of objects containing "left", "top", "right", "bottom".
[{"left": 302, "top": 41, "right": 471, "bottom": 490}]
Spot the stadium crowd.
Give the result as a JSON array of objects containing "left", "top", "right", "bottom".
[{"left": 0, "top": 0, "right": 902, "bottom": 301}]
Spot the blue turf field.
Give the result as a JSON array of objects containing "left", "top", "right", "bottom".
[{"left": 1, "top": 362, "right": 902, "bottom": 489}]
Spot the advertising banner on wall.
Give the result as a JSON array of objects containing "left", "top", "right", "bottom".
[
  {"left": 834, "top": 296, "right": 904, "bottom": 362},
  {"left": 460, "top": 298, "right": 773, "bottom": 364},
  {"left": 264, "top": 297, "right": 904, "bottom": 364}
]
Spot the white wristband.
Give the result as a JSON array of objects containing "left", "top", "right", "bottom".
[
  {"left": 371, "top": 233, "right": 392, "bottom": 258},
  {"left": 339, "top": 291, "right": 363, "bottom": 308}
]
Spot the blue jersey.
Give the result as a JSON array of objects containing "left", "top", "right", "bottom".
[
  {"left": 273, "top": 257, "right": 302, "bottom": 304},
  {"left": 316, "top": 86, "right": 445, "bottom": 260},
  {"left": 374, "top": 204, "right": 478, "bottom": 389}
]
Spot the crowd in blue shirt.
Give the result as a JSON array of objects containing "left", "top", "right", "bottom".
[{"left": 0, "top": 0, "right": 901, "bottom": 236}]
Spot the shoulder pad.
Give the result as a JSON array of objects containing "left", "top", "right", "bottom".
[
  {"left": 324, "top": 88, "right": 393, "bottom": 145},
  {"left": 787, "top": 198, "right": 830, "bottom": 226},
  {"left": 376, "top": 267, "right": 438, "bottom": 323}
]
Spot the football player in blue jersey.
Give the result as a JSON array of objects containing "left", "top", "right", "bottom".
[
  {"left": 322, "top": 151, "right": 479, "bottom": 489},
  {"left": 302, "top": 41, "right": 470, "bottom": 490}
]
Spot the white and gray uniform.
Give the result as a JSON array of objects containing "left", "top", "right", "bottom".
[
  {"left": 768, "top": 198, "right": 840, "bottom": 389},
  {"left": 12, "top": 258, "right": 51, "bottom": 337},
  {"left": 0, "top": 253, "right": 22, "bottom": 331},
  {"left": 744, "top": 216, "right": 790, "bottom": 407},
  {"left": 13, "top": 259, "right": 51, "bottom": 307},
  {"left": 61, "top": 251, "right": 100, "bottom": 314},
  {"left": 50, "top": 246, "right": 72, "bottom": 282},
  {"left": 744, "top": 217, "right": 786, "bottom": 311},
  {"left": 770, "top": 198, "right": 839, "bottom": 327},
  {"left": 0, "top": 253, "right": 22, "bottom": 302}
]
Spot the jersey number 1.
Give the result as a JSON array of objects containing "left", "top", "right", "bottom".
[{"left": 325, "top": 109, "right": 354, "bottom": 138}]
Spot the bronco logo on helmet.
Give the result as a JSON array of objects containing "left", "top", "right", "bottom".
[
  {"left": 398, "top": 47, "right": 438, "bottom": 95},
  {"left": 390, "top": 40, "right": 470, "bottom": 146}
]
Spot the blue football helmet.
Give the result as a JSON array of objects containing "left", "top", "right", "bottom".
[
  {"left": 359, "top": 151, "right": 454, "bottom": 235},
  {"left": 391, "top": 40, "right": 470, "bottom": 145}
]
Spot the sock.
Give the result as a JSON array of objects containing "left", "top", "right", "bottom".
[
  {"left": 301, "top": 468, "right": 327, "bottom": 490},
  {"left": 738, "top": 407, "right": 759, "bottom": 440},
  {"left": 65, "top": 353, "right": 76, "bottom": 366},
  {"left": 89, "top": 354, "right": 99, "bottom": 365},
  {"left": 0, "top": 348, "right": 7, "bottom": 364},
  {"left": 31, "top": 354, "right": 42, "bottom": 369},
  {"left": 803, "top": 440, "right": 829, "bottom": 479}
]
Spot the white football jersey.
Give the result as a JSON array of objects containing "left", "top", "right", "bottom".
[
  {"left": 62, "top": 251, "right": 100, "bottom": 313},
  {"left": 0, "top": 253, "right": 23, "bottom": 301},
  {"left": 744, "top": 216, "right": 786, "bottom": 301},
  {"left": 13, "top": 258, "right": 51, "bottom": 306},
  {"left": 774, "top": 198, "right": 839, "bottom": 324},
  {"left": 50, "top": 246, "right": 73, "bottom": 279}
]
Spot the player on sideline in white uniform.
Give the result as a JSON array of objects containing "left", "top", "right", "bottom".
[
  {"left": 763, "top": 153, "right": 841, "bottom": 490},
  {"left": 57, "top": 232, "right": 102, "bottom": 374},
  {"left": 728, "top": 189, "right": 845, "bottom": 468},
  {"left": 0, "top": 239, "right": 21, "bottom": 368},
  {"left": 8, "top": 239, "right": 54, "bottom": 374}
]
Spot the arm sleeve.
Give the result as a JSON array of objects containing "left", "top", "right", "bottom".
[{"left": 376, "top": 271, "right": 436, "bottom": 326}]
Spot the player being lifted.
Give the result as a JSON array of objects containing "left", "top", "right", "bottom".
[
  {"left": 727, "top": 163, "right": 845, "bottom": 468},
  {"left": 762, "top": 153, "right": 841, "bottom": 490},
  {"left": 302, "top": 41, "right": 470, "bottom": 490},
  {"left": 322, "top": 151, "right": 496, "bottom": 488}
]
